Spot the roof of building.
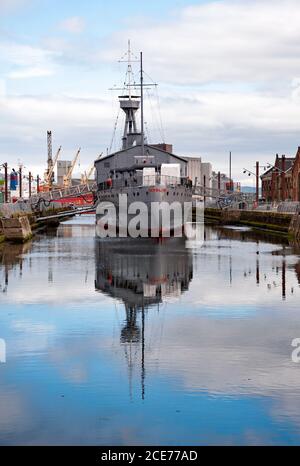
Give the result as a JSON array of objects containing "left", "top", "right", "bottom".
[
  {"left": 182, "top": 156, "right": 202, "bottom": 161},
  {"left": 94, "top": 143, "right": 188, "bottom": 164},
  {"left": 261, "top": 167, "right": 273, "bottom": 179},
  {"left": 292, "top": 147, "right": 300, "bottom": 167},
  {"left": 282, "top": 158, "right": 295, "bottom": 170},
  {"left": 261, "top": 156, "right": 295, "bottom": 179}
]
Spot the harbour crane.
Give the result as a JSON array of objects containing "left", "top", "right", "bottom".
[
  {"left": 45, "top": 145, "right": 62, "bottom": 187},
  {"left": 80, "top": 153, "right": 102, "bottom": 184},
  {"left": 81, "top": 163, "right": 95, "bottom": 184},
  {"left": 47, "top": 130, "right": 53, "bottom": 180},
  {"left": 63, "top": 148, "right": 81, "bottom": 188}
]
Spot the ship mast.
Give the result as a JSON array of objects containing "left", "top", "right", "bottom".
[
  {"left": 140, "top": 51, "right": 144, "bottom": 158},
  {"left": 111, "top": 43, "right": 155, "bottom": 152},
  {"left": 128, "top": 39, "right": 132, "bottom": 99},
  {"left": 118, "top": 41, "right": 140, "bottom": 150}
]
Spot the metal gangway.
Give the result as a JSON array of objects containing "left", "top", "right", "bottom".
[
  {"left": 25, "top": 180, "right": 254, "bottom": 212},
  {"left": 28, "top": 182, "right": 97, "bottom": 205},
  {"left": 193, "top": 184, "right": 256, "bottom": 209}
]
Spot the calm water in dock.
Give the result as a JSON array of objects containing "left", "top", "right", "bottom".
[{"left": 0, "top": 216, "right": 300, "bottom": 445}]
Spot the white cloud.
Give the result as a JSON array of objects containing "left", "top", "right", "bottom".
[
  {"left": 0, "top": 42, "right": 60, "bottom": 79},
  {"left": 1, "top": 82, "right": 300, "bottom": 179},
  {"left": 60, "top": 16, "right": 86, "bottom": 34},
  {"left": 0, "top": 92, "right": 113, "bottom": 175},
  {"left": 0, "top": 43, "right": 56, "bottom": 67},
  {"left": 0, "top": 0, "right": 28, "bottom": 12},
  {"left": 0, "top": 78, "right": 6, "bottom": 97},
  {"left": 104, "top": 0, "right": 300, "bottom": 85},
  {"left": 8, "top": 67, "right": 54, "bottom": 79},
  {"left": 2, "top": 1, "right": 300, "bottom": 180},
  {"left": 92, "top": 0, "right": 300, "bottom": 175}
]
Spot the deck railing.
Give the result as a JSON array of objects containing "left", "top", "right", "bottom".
[{"left": 99, "top": 175, "right": 189, "bottom": 191}]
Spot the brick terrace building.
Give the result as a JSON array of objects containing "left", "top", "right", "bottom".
[
  {"left": 292, "top": 147, "right": 300, "bottom": 202},
  {"left": 261, "top": 153, "right": 296, "bottom": 202}
]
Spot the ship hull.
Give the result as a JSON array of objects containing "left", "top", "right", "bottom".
[{"left": 95, "top": 184, "right": 193, "bottom": 238}]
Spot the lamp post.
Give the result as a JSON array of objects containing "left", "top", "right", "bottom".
[
  {"left": 18, "top": 165, "right": 23, "bottom": 198},
  {"left": 243, "top": 161, "right": 266, "bottom": 205},
  {"left": 28, "top": 171, "right": 32, "bottom": 197},
  {"left": 4, "top": 163, "right": 8, "bottom": 203},
  {"left": 256, "top": 161, "right": 259, "bottom": 205},
  {"left": 0, "top": 163, "right": 8, "bottom": 203},
  {"left": 229, "top": 151, "right": 232, "bottom": 191}
]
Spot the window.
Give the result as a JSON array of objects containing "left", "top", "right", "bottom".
[{"left": 104, "top": 162, "right": 110, "bottom": 168}]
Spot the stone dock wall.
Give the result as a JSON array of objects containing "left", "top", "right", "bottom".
[
  {"left": 204, "top": 208, "right": 294, "bottom": 235},
  {"left": 0, "top": 200, "right": 71, "bottom": 243},
  {"left": 0, "top": 217, "right": 32, "bottom": 242},
  {"left": 289, "top": 214, "right": 300, "bottom": 240}
]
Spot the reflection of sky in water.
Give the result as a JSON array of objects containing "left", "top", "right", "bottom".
[{"left": 0, "top": 215, "right": 300, "bottom": 445}]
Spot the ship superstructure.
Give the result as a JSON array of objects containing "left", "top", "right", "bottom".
[{"left": 95, "top": 44, "right": 193, "bottom": 236}]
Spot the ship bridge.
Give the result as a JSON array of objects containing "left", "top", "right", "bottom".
[{"left": 119, "top": 94, "right": 142, "bottom": 149}]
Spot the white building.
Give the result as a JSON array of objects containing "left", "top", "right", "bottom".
[
  {"left": 57, "top": 160, "right": 72, "bottom": 186},
  {"left": 185, "top": 156, "right": 202, "bottom": 186},
  {"left": 184, "top": 157, "right": 213, "bottom": 192},
  {"left": 201, "top": 162, "right": 212, "bottom": 191}
]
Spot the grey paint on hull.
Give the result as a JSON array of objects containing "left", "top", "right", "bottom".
[{"left": 95, "top": 185, "right": 193, "bottom": 235}]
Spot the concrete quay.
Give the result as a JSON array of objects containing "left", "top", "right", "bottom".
[
  {"left": 204, "top": 208, "right": 300, "bottom": 237},
  {"left": 0, "top": 200, "right": 73, "bottom": 243}
]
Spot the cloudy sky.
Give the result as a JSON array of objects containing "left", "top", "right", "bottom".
[{"left": 1, "top": 0, "right": 300, "bottom": 183}]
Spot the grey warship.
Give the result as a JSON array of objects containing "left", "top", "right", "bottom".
[{"left": 94, "top": 46, "right": 193, "bottom": 237}]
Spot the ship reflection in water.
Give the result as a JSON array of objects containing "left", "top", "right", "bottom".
[
  {"left": 95, "top": 237, "right": 193, "bottom": 399},
  {"left": 1, "top": 216, "right": 300, "bottom": 445},
  {"left": 95, "top": 237, "right": 193, "bottom": 312}
]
